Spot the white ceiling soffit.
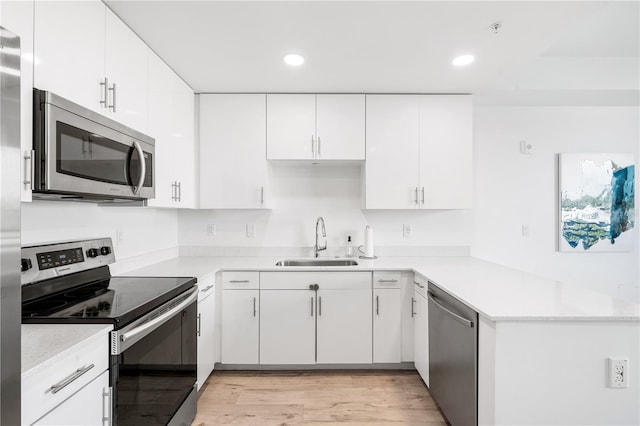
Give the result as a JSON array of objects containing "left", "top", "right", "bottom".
[{"left": 105, "top": 1, "right": 639, "bottom": 105}]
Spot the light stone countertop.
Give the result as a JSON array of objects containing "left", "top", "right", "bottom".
[
  {"left": 122, "top": 255, "right": 640, "bottom": 322},
  {"left": 22, "top": 324, "right": 112, "bottom": 375}
]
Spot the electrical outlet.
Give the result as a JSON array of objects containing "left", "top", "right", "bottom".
[
  {"left": 403, "top": 224, "right": 412, "bottom": 238},
  {"left": 206, "top": 224, "right": 216, "bottom": 237},
  {"left": 608, "top": 357, "right": 629, "bottom": 388},
  {"left": 521, "top": 225, "right": 530, "bottom": 237},
  {"left": 116, "top": 229, "right": 125, "bottom": 245},
  {"left": 246, "top": 223, "right": 256, "bottom": 238}
]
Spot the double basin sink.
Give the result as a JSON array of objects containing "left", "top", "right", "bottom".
[{"left": 275, "top": 259, "right": 358, "bottom": 267}]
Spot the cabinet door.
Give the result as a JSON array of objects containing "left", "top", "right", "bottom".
[
  {"left": 33, "top": 0, "right": 105, "bottom": 114},
  {"left": 317, "top": 289, "right": 372, "bottom": 364},
  {"left": 419, "top": 95, "right": 473, "bottom": 209},
  {"left": 104, "top": 9, "right": 148, "bottom": 133},
  {"left": 172, "top": 77, "right": 195, "bottom": 208},
  {"left": 260, "top": 290, "right": 316, "bottom": 365},
  {"left": 1, "top": 0, "right": 34, "bottom": 201},
  {"left": 197, "top": 292, "right": 216, "bottom": 391},
  {"left": 401, "top": 273, "right": 415, "bottom": 362},
  {"left": 146, "top": 51, "right": 175, "bottom": 208},
  {"left": 365, "top": 95, "right": 420, "bottom": 209},
  {"left": 373, "top": 289, "right": 402, "bottom": 363},
  {"left": 200, "top": 94, "right": 268, "bottom": 209},
  {"left": 221, "top": 290, "right": 259, "bottom": 364},
  {"left": 414, "top": 292, "right": 429, "bottom": 386},
  {"left": 315, "top": 94, "right": 365, "bottom": 160},
  {"left": 34, "top": 371, "right": 109, "bottom": 426},
  {"left": 266, "top": 94, "right": 315, "bottom": 160}
]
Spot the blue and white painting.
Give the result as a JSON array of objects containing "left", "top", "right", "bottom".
[{"left": 559, "top": 153, "right": 635, "bottom": 252}]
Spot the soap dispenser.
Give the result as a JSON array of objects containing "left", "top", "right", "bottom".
[{"left": 345, "top": 236, "right": 354, "bottom": 257}]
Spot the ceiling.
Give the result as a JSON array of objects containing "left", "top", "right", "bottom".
[{"left": 105, "top": 1, "right": 639, "bottom": 105}]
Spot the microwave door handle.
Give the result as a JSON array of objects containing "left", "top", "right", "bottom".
[{"left": 131, "top": 141, "right": 146, "bottom": 195}]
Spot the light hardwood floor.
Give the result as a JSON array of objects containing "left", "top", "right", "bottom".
[{"left": 192, "top": 370, "right": 447, "bottom": 425}]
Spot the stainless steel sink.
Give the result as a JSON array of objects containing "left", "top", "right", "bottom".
[{"left": 275, "top": 259, "right": 359, "bottom": 267}]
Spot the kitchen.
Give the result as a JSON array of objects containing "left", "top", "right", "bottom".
[{"left": 1, "top": 0, "right": 639, "bottom": 425}]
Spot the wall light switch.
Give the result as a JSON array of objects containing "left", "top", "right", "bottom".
[
  {"left": 246, "top": 223, "right": 256, "bottom": 238},
  {"left": 206, "top": 224, "right": 216, "bottom": 237},
  {"left": 403, "top": 224, "right": 412, "bottom": 238},
  {"left": 521, "top": 225, "right": 530, "bottom": 237},
  {"left": 520, "top": 140, "right": 534, "bottom": 154}
]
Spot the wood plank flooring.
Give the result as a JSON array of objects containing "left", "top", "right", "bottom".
[{"left": 192, "top": 370, "right": 447, "bottom": 425}]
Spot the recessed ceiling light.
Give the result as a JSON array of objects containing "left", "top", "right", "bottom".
[
  {"left": 284, "top": 54, "right": 304, "bottom": 66},
  {"left": 452, "top": 55, "right": 474, "bottom": 67}
]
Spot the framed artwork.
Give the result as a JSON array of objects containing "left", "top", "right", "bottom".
[{"left": 559, "top": 153, "right": 635, "bottom": 252}]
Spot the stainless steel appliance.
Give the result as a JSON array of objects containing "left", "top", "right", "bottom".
[
  {"left": 428, "top": 281, "right": 478, "bottom": 426},
  {"left": 21, "top": 238, "right": 197, "bottom": 426},
  {"left": 0, "top": 25, "right": 22, "bottom": 425},
  {"left": 32, "top": 89, "right": 155, "bottom": 203}
]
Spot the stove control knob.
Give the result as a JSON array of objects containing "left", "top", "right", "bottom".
[
  {"left": 100, "top": 246, "right": 112, "bottom": 256},
  {"left": 21, "top": 258, "right": 33, "bottom": 272},
  {"left": 87, "top": 248, "right": 99, "bottom": 258}
]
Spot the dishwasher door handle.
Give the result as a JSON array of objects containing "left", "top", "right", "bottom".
[{"left": 427, "top": 292, "right": 473, "bottom": 328}]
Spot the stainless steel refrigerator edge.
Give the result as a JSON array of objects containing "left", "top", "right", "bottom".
[{"left": 0, "top": 25, "right": 21, "bottom": 425}]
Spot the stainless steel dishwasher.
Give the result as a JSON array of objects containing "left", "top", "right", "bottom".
[{"left": 428, "top": 281, "right": 478, "bottom": 426}]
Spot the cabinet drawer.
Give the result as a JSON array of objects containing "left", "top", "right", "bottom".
[
  {"left": 260, "top": 272, "right": 371, "bottom": 290},
  {"left": 22, "top": 331, "right": 109, "bottom": 426},
  {"left": 373, "top": 271, "right": 402, "bottom": 288},
  {"left": 221, "top": 271, "right": 259, "bottom": 289},
  {"left": 414, "top": 274, "right": 428, "bottom": 298},
  {"left": 198, "top": 274, "right": 216, "bottom": 302}
]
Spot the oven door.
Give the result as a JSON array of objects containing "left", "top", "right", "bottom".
[
  {"left": 39, "top": 100, "right": 154, "bottom": 200},
  {"left": 110, "top": 287, "right": 197, "bottom": 426}
]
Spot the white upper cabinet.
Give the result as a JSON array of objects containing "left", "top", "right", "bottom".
[
  {"left": 266, "top": 94, "right": 365, "bottom": 160},
  {"left": 104, "top": 8, "right": 148, "bottom": 133},
  {"left": 34, "top": 2, "right": 149, "bottom": 134},
  {"left": 199, "top": 94, "right": 269, "bottom": 209},
  {"left": 34, "top": 0, "right": 106, "bottom": 115},
  {"left": 146, "top": 51, "right": 195, "bottom": 209},
  {"left": 419, "top": 95, "right": 473, "bottom": 209},
  {"left": 365, "top": 94, "right": 472, "bottom": 209},
  {"left": 266, "top": 94, "right": 316, "bottom": 160},
  {"left": 315, "top": 94, "right": 365, "bottom": 160},
  {"left": 365, "top": 95, "right": 420, "bottom": 209},
  {"left": 1, "top": 0, "right": 35, "bottom": 202}
]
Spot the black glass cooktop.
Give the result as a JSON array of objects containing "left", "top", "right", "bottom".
[{"left": 22, "top": 267, "right": 196, "bottom": 328}]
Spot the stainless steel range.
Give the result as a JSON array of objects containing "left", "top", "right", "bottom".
[{"left": 21, "top": 238, "right": 197, "bottom": 426}]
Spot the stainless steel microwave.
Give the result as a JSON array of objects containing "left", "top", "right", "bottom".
[{"left": 32, "top": 89, "right": 155, "bottom": 203}]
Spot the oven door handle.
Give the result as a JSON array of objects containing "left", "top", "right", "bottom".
[{"left": 111, "top": 287, "right": 198, "bottom": 355}]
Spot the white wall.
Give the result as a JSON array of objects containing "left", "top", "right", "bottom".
[
  {"left": 21, "top": 202, "right": 178, "bottom": 261},
  {"left": 179, "top": 164, "right": 472, "bottom": 253},
  {"left": 473, "top": 106, "right": 639, "bottom": 302}
]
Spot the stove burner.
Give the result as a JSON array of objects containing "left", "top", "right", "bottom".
[
  {"left": 63, "top": 282, "right": 108, "bottom": 299},
  {"left": 23, "top": 299, "right": 68, "bottom": 317}
]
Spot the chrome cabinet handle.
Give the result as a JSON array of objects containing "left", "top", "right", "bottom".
[
  {"left": 421, "top": 187, "right": 425, "bottom": 205},
  {"left": 427, "top": 292, "right": 473, "bottom": 328},
  {"left": 102, "top": 386, "right": 112, "bottom": 426},
  {"left": 317, "top": 136, "right": 321, "bottom": 158},
  {"left": 318, "top": 296, "right": 322, "bottom": 316},
  {"left": 377, "top": 279, "right": 398, "bottom": 283},
  {"left": 376, "top": 295, "right": 379, "bottom": 316},
  {"left": 414, "top": 187, "right": 419, "bottom": 205},
  {"left": 414, "top": 281, "right": 425, "bottom": 289},
  {"left": 171, "top": 182, "right": 176, "bottom": 201},
  {"left": 108, "top": 82, "right": 116, "bottom": 112},
  {"left": 253, "top": 297, "right": 257, "bottom": 317},
  {"left": 311, "top": 135, "right": 315, "bottom": 158},
  {"left": 197, "top": 313, "right": 202, "bottom": 336},
  {"left": 229, "top": 280, "right": 250, "bottom": 284},
  {"left": 177, "top": 181, "right": 182, "bottom": 202},
  {"left": 260, "top": 186, "right": 264, "bottom": 205},
  {"left": 24, "top": 150, "right": 35, "bottom": 189},
  {"left": 310, "top": 296, "right": 314, "bottom": 317},
  {"left": 100, "top": 77, "right": 109, "bottom": 108},
  {"left": 50, "top": 364, "right": 95, "bottom": 394},
  {"left": 131, "top": 141, "right": 145, "bottom": 195},
  {"left": 200, "top": 285, "right": 214, "bottom": 293},
  {"left": 411, "top": 297, "right": 416, "bottom": 317}
]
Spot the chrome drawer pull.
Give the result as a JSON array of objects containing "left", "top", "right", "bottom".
[
  {"left": 377, "top": 279, "right": 398, "bottom": 283},
  {"left": 50, "top": 363, "right": 95, "bottom": 394},
  {"left": 414, "top": 281, "right": 425, "bottom": 289},
  {"left": 229, "top": 280, "right": 250, "bottom": 283},
  {"left": 200, "top": 285, "right": 214, "bottom": 293}
]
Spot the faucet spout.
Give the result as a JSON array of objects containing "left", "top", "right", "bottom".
[{"left": 315, "top": 217, "right": 327, "bottom": 258}]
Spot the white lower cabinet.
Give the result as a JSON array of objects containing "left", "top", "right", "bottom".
[
  {"left": 260, "top": 290, "right": 316, "bottom": 365},
  {"left": 33, "top": 371, "right": 109, "bottom": 426},
  {"left": 221, "top": 289, "right": 259, "bottom": 364},
  {"left": 373, "top": 289, "right": 402, "bottom": 363},
  {"left": 197, "top": 280, "right": 216, "bottom": 390},
  {"left": 413, "top": 276, "right": 429, "bottom": 386}
]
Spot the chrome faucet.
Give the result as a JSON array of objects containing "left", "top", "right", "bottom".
[{"left": 314, "top": 216, "right": 327, "bottom": 258}]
